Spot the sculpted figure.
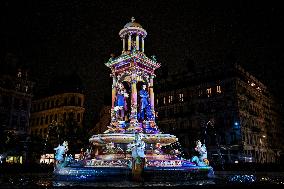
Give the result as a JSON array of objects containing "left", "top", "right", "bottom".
[
  {"left": 115, "top": 83, "right": 129, "bottom": 120},
  {"left": 191, "top": 140, "right": 209, "bottom": 166},
  {"left": 54, "top": 141, "right": 68, "bottom": 162},
  {"left": 139, "top": 84, "right": 153, "bottom": 120}
]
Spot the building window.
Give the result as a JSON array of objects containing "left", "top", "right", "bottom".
[
  {"left": 63, "top": 112, "right": 67, "bottom": 121},
  {"left": 169, "top": 95, "right": 173, "bottom": 103},
  {"left": 45, "top": 115, "right": 48, "bottom": 124},
  {"left": 64, "top": 98, "right": 68, "bottom": 106},
  {"left": 178, "top": 93, "right": 184, "bottom": 102},
  {"left": 15, "top": 83, "right": 21, "bottom": 90},
  {"left": 40, "top": 117, "right": 43, "bottom": 125},
  {"left": 206, "top": 88, "right": 212, "bottom": 97},
  {"left": 55, "top": 100, "right": 59, "bottom": 107},
  {"left": 17, "top": 70, "right": 22, "bottom": 78},
  {"left": 217, "top": 85, "right": 222, "bottom": 93},
  {"left": 163, "top": 97, "right": 166, "bottom": 105},
  {"left": 49, "top": 114, "right": 53, "bottom": 123},
  {"left": 12, "top": 116, "right": 18, "bottom": 128},
  {"left": 70, "top": 96, "right": 75, "bottom": 106},
  {"left": 78, "top": 98, "right": 82, "bottom": 106},
  {"left": 23, "top": 100, "right": 28, "bottom": 110},
  {"left": 77, "top": 113, "right": 81, "bottom": 122},
  {"left": 14, "top": 98, "right": 20, "bottom": 110},
  {"left": 24, "top": 85, "right": 28, "bottom": 92},
  {"left": 198, "top": 89, "right": 203, "bottom": 97}
]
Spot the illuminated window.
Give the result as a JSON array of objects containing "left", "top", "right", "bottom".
[
  {"left": 179, "top": 93, "right": 184, "bottom": 102},
  {"left": 169, "top": 95, "right": 173, "bottom": 103},
  {"left": 17, "top": 71, "right": 22, "bottom": 78},
  {"left": 16, "top": 83, "right": 21, "bottom": 90},
  {"left": 198, "top": 89, "right": 202, "bottom": 96},
  {"left": 163, "top": 97, "right": 166, "bottom": 104},
  {"left": 206, "top": 88, "right": 212, "bottom": 97},
  {"left": 217, "top": 85, "right": 221, "bottom": 93}
]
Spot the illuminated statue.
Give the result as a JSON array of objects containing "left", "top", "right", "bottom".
[
  {"left": 84, "top": 148, "right": 92, "bottom": 160},
  {"left": 115, "top": 83, "right": 129, "bottom": 120},
  {"left": 128, "top": 133, "right": 145, "bottom": 165},
  {"left": 54, "top": 141, "right": 69, "bottom": 162},
  {"left": 191, "top": 140, "right": 209, "bottom": 166},
  {"left": 139, "top": 84, "right": 153, "bottom": 120}
]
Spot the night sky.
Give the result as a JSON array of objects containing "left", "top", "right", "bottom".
[{"left": 1, "top": 0, "right": 284, "bottom": 126}]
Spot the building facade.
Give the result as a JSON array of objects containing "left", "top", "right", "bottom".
[
  {"left": 0, "top": 68, "right": 33, "bottom": 135},
  {"left": 30, "top": 92, "right": 85, "bottom": 140},
  {"left": 155, "top": 63, "right": 283, "bottom": 164},
  {"left": 0, "top": 67, "right": 34, "bottom": 163},
  {"left": 92, "top": 105, "right": 111, "bottom": 135}
]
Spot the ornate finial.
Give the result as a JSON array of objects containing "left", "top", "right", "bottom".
[{"left": 131, "top": 17, "right": 135, "bottom": 22}]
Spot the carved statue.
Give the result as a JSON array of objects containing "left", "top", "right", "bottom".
[
  {"left": 138, "top": 84, "right": 153, "bottom": 120},
  {"left": 54, "top": 141, "right": 69, "bottom": 163},
  {"left": 191, "top": 140, "right": 209, "bottom": 166},
  {"left": 127, "top": 133, "right": 145, "bottom": 165},
  {"left": 84, "top": 148, "right": 92, "bottom": 160},
  {"left": 115, "top": 82, "right": 129, "bottom": 120}
]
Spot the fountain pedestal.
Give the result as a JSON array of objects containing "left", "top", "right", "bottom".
[{"left": 132, "top": 157, "right": 145, "bottom": 182}]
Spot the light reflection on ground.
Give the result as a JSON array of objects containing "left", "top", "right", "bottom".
[{"left": 1, "top": 172, "right": 284, "bottom": 188}]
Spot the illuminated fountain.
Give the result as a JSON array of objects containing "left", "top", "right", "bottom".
[{"left": 54, "top": 17, "right": 213, "bottom": 181}]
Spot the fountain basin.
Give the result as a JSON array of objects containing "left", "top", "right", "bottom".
[{"left": 89, "top": 133, "right": 177, "bottom": 145}]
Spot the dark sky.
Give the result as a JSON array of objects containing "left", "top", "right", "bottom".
[{"left": 1, "top": 0, "right": 284, "bottom": 125}]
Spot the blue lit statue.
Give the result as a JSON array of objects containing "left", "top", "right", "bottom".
[
  {"left": 139, "top": 84, "right": 153, "bottom": 120},
  {"left": 54, "top": 141, "right": 68, "bottom": 162},
  {"left": 115, "top": 83, "right": 128, "bottom": 120},
  {"left": 191, "top": 140, "right": 209, "bottom": 166},
  {"left": 54, "top": 141, "right": 69, "bottom": 169}
]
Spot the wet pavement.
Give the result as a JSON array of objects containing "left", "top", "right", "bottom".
[{"left": 0, "top": 171, "right": 284, "bottom": 188}]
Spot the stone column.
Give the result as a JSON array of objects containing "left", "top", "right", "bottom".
[
  {"left": 136, "top": 35, "right": 139, "bottom": 51},
  {"left": 122, "top": 38, "right": 125, "bottom": 52},
  {"left": 141, "top": 37, "right": 144, "bottom": 52},
  {"left": 131, "top": 78, "right": 137, "bottom": 120},
  {"left": 111, "top": 75, "right": 117, "bottom": 108},
  {"left": 149, "top": 76, "right": 155, "bottom": 112},
  {"left": 128, "top": 35, "right": 132, "bottom": 51}
]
